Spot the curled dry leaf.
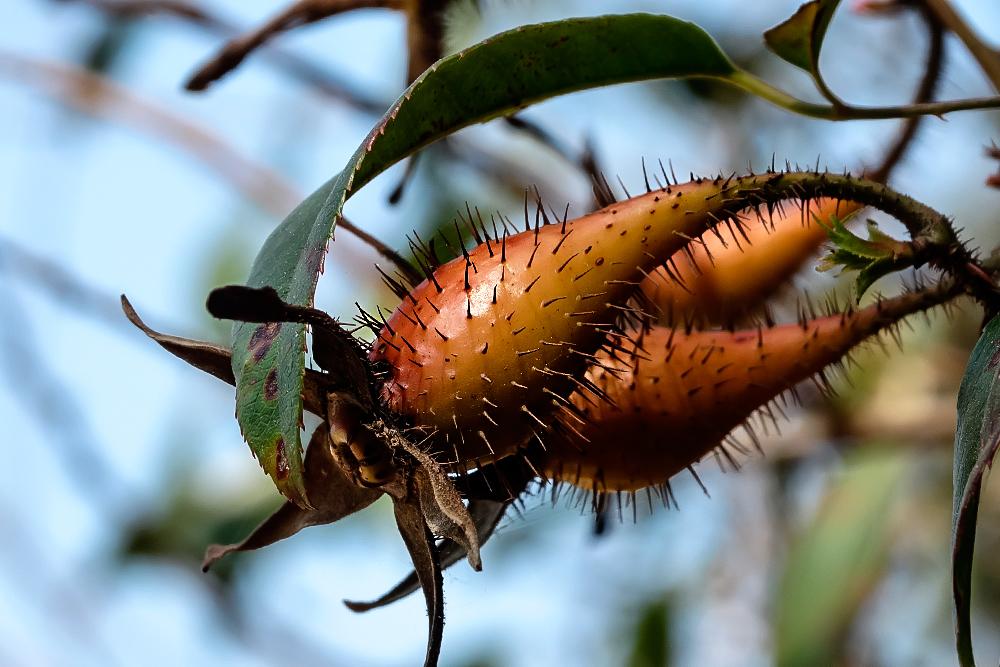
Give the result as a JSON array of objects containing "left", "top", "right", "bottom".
[
  {"left": 389, "top": 496, "right": 444, "bottom": 667},
  {"left": 345, "top": 497, "right": 508, "bottom": 612},
  {"left": 386, "top": 424, "right": 482, "bottom": 571},
  {"left": 202, "top": 424, "right": 382, "bottom": 571},
  {"left": 122, "top": 294, "right": 329, "bottom": 416}
]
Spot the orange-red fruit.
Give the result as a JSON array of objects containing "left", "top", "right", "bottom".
[
  {"left": 639, "top": 198, "right": 862, "bottom": 324},
  {"left": 544, "top": 286, "right": 953, "bottom": 492},
  {"left": 370, "top": 178, "right": 768, "bottom": 468}
]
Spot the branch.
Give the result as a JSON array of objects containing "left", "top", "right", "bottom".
[
  {"left": 867, "top": 3, "right": 945, "bottom": 182},
  {"left": 404, "top": 0, "right": 449, "bottom": 83},
  {"left": 730, "top": 69, "right": 1000, "bottom": 120},
  {"left": 922, "top": 0, "right": 1000, "bottom": 92},
  {"left": 185, "top": 0, "right": 402, "bottom": 92},
  {"left": 65, "top": 0, "right": 389, "bottom": 111}
]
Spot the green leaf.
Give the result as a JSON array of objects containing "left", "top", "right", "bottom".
[
  {"left": 775, "top": 450, "right": 905, "bottom": 667},
  {"left": 231, "top": 13, "right": 738, "bottom": 502},
  {"left": 626, "top": 598, "right": 672, "bottom": 667},
  {"left": 817, "top": 217, "right": 915, "bottom": 300},
  {"left": 764, "top": 0, "right": 842, "bottom": 77},
  {"left": 952, "top": 314, "right": 1000, "bottom": 667},
  {"left": 230, "top": 182, "right": 334, "bottom": 506}
]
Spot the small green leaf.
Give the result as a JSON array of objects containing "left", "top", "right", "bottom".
[
  {"left": 231, "top": 13, "right": 739, "bottom": 502},
  {"left": 764, "top": 0, "right": 842, "bottom": 76},
  {"left": 775, "top": 450, "right": 905, "bottom": 667},
  {"left": 952, "top": 314, "right": 1000, "bottom": 667},
  {"left": 817, "top": 217, "right": 915, "bottom": 300},
  {"left": 626, "top": 598, "right": 672, "bottom": 667}
]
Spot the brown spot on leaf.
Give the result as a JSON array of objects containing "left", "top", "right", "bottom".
[
  {"left": 264, "top": 368, "right": 279, "bottom": 400},
  {"left": 248, "top": 322, "right": 281, "bottom": 362},
  {"left": 274, "top": 437, "right": 290, "bottom": 480}
]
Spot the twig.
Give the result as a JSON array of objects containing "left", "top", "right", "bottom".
[
  {"left": 403, "top": 0, "right": 448, "bottom": 83},
  {"left": 503, "top": 115, "right": 607, "bottom": 210},
  {"left": 337, "top": 217, "right": 423, "bottom": 286},
  {"left": 64, "top": 0, "right": 389, "bottom": 112},
  {"left": 185, "top": 0, "right": 402, "bottom": 92},
  {"left": 922, "top": 0, "right": 1000, "bottom": 92},
  {"left": 868, "top": 3, "right": 945, "bottom": 182}
]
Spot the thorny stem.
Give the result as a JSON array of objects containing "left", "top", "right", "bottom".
[
  {"left": 922, "top": 0, "right": 1000, "bottom": 93},
  {"left": 728, "top": 69, "right": 1000, "bottom": 120}
]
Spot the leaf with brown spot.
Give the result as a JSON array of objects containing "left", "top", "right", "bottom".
[
  {"left": 202, "top": 424, "right": 381, "bottom": 571},
  {"left": 210, "top": 285, "right": 373, "bottom": 403}
]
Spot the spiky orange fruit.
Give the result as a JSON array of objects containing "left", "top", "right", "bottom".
[
  {"left": 638, "top": 197, "right": 862, "bottom": 324},
  {"left": 544, "top": 283, "right": 957, "bottom": 494},
  {"left": 369, "top": 177, "right": 774, "bottom": 468}
]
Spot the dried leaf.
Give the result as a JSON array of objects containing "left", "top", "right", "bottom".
[
  {"left": 202, "top": 424, "right": 381, "bottom": 571},
  {"left": 122, "top": 294, "right": 235, "bottom": 385},
  {"left": 123, "top": 294, "right": 329, "bottom": 416},
  {"left": 345, "top": 498, "right": 508, "bottom": 612},
  {"left": 389, "top": 427, "right": 480, "bottom": 570},
  {"left": 390, "top": 497, "right": 444, "bottom": 667}
]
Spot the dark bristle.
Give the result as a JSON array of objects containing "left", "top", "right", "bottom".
[
  {"left": 616, "top": 175, "right": 631, "bottom": 199},
  {"left": 375, "top": 264, "right": 410, "bottom": 301},
  {"left": 641, "top": 157, "right": 652, "bottom": 193},
  {"left": 460, "top": 203, "right": 484, "bottom": 245}
]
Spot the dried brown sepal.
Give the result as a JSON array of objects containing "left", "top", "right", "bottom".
[
  {"left": 386, "top": 497, "right": 444, "bottom": 667},
  {"left": 346, "top": 456, "right": 535, "bottom": 611},
  {"left": 202, "top": 424, "right": 382, "bottom": 571},
  {"left": 122, "top": 294, "right": 236, "bottom": 385},
  {"left": 345, "top": 497, "right": 508, "bottom": 612},
  {"left": 122, "top": 294, "right": 329, "bottom": 416},
  {"left": 382, "top": 423, "right": 482, "bottom": 571}
]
